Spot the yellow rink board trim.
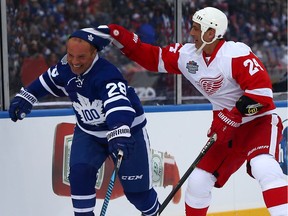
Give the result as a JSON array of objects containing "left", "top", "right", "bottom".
[{"left": 207, "top": 207, "right": 269, "bottom": 216}]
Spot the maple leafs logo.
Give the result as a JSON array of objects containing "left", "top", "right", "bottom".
[
  {"left": 73, "top": 93, "right": 105, "bottom": 125},
  {"left": 88, "top": 34, "right": 94, "bottom": 42}
]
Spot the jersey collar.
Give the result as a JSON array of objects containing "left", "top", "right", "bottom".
[
  {"left": 81, "top": 54, "right": 99, "bottom": 76},
  {"left": 202, "top": 40, "right": 225, "bottom": 66}
]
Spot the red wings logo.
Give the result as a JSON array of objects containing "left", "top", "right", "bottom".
[{"left": 197, "top": 74, "right": 224, "bottom": 95}]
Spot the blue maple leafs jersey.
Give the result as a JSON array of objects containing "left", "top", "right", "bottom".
[{"left": 27, "top": 54, "right": 146, "bottom": 140}]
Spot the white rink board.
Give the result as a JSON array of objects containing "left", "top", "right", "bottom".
[{"left": 0, "top": 105, "right": 287, "bottom": 216}]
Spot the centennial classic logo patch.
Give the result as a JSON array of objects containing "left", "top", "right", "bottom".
[{"left": 186, "top": 61, "right": 199, "bottom": 74}]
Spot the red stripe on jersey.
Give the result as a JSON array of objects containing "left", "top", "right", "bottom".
[
  {"left": 125, "top": 42, "right": 182, "bottom": 74},
  {"left": 232, "top": 51, "right": 272, "bottom": 91},
  {"left": 263, "top": 185, "right": 288, "bottom": 208},
  {"left": 124, "top": 43, "right": 160, "bottom": 72},
  {"left": 232, "top": 51, "right": 275, "bottom": 111},
  {"left": 161, "top": 43, "right": 182, "bottom": 74}
]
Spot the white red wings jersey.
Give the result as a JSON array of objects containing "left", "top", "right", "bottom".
[{"left": 122, "top": 39, "right": 276, "bottom": 123}]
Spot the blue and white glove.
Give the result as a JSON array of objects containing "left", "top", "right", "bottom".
[
  {"left": 106, "top": 125, "right": 135, "bottom": 160},
  {"left": 9, "top": 87, "right": 37, "bottom": 122}
]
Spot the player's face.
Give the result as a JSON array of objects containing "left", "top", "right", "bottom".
[
  {"left": 67, "top": 38, "right": 96, "bottom": 75},
  {"left": 190, "top": 23, "right": 213, "bottom": 49},
  {"left": 190, "top": 23, "right": 203, "bottom": 49}
]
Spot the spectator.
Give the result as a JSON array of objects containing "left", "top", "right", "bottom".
[{"left": 6, "top": 0, "right": 288, "bottom": 101}]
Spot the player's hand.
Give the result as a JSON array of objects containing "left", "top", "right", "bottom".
[
  {"left": 106, "top": 125, "right": 135, "bottom": 159},
  {"left": 108, "top": 137, "right": 135, "bottom": 160},
  {"left": 9, "top": 88, "right": 37, "bottom": 122},
  {"left": 207, "top": 108, "right": 242, "bottom": 146},
  {"left": 108, "top": 24, "right": 140, "bottom": 50}
]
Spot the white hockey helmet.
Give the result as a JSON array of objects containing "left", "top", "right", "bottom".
[{"left": 192, "top": 7, "right": 228, "bottom": 41}]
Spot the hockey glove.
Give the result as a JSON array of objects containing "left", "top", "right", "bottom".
[
  {"left": 108, "top": 24, "right": 140, "bottom": 51},
  {"left": 9, "top": 87, "right": 37, "bottom": 122},
  {"left": 107, "top": 125, "right": 135, "bottom": 159},
  {"left": 207, "top": 108, "right": 242, "bottom": 146}
]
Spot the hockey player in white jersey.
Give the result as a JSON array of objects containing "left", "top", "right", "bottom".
[
  {"left": 9, "top": 27, "right": 160, "bottom": 215},
  {"left": 103, "top": 6, "right": 287, "bottom": 216}
]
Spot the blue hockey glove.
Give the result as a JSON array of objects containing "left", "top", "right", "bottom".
[
  {"left": 106, "top": 125, "right": 135, "bottom": 159},
  {"left": 9, "top": 87, "right": 37, "bottom": 122}
]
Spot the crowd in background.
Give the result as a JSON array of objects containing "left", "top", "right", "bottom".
[{"left": 6, "top": 0, "right": 287, "bottom": 103}]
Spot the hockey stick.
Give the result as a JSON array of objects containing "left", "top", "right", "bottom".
[
  {"left": 158, "top": 133, "right": 217, "bottom": 215},
  {"left": 99, "top": 150, "right": 124, "bottom": 216}
]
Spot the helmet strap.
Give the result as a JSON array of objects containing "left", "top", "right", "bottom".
[{"left": 196, "top": 31, "right": 217, "bottom": 55}]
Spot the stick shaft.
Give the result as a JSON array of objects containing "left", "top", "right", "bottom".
[
  {"left": 99, "top": 150, "right": 123, "bottom": 216},
  {"left": 158, "top": 134, "right": 217, "bottom": 214}
]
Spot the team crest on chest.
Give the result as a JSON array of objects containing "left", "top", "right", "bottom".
[
  {"left": 186, "top": 61, "right": 199, "bottom": 74},
  {"left": 196, "top": 74, "right": 224, "bottom": 95},
  {"left": 73, "top": 93, "right": 105, "bottom": 125}
]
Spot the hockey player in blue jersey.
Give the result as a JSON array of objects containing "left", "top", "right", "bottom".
[{"left": 9, "top": 26, "right": 160, "bottom": 216}]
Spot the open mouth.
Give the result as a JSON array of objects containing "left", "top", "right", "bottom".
[
  {"left": 73, "top": 64, "right": 81, "bottom": 68},
  {"left": 70, "top": 64, "right": 83, "bottom": 74}
]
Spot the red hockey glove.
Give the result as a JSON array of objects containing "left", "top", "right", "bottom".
[
  {"left": 108, "top": 24, "right": 140, "bottom": 52},
  {"left": 207, "top": 108, "right": 242, "bottom": 146}
]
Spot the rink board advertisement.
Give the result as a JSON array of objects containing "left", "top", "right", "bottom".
[{"left": 0, "top": 103, "right": 287, "bottom": 216}]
